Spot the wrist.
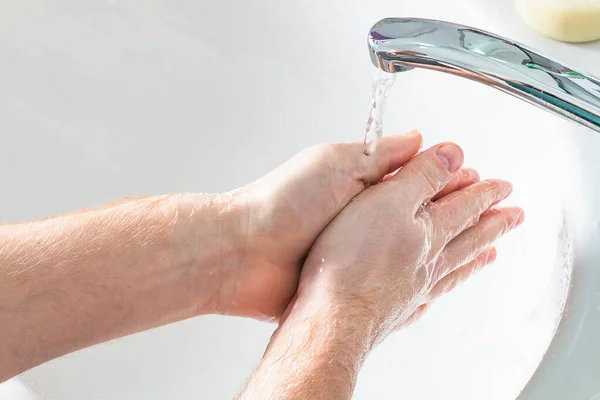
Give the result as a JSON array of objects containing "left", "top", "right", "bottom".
[
  {"left": 285, "top": 292, "right": 377, "bottom": 362},
  {"left": 281, "top": 294, "right": 377, "bottom": 373},
  {"left": 242, "top": 299, "right": 375, "bottom": 399},
  {"left": 168, "top": 192, "right": 249, "bottom": 316}
]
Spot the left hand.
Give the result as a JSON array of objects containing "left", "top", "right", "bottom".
[
  {"left": 282, "top": 143, "right": 522, "bottom": 346},
  {"left": 218, "top": 132, "right": 479, "bottom": 320}
]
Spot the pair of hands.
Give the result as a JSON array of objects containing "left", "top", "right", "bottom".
[
  {"left": 222, "top": 131, "right": 523, "bottom": 341},
  {"left": 0, "top": 130, "right": 522, "bottom": 385}
]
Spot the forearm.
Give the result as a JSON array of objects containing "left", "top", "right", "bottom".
[
  {"left": 239, "top": 297, "right": 374, "bottom": 400},
  {"left": 0, "top": 193, "right": 243, "bottom": 381}
]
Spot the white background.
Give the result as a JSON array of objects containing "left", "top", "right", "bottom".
[{"left": 1, "top": 1, "right": 599, "bottom": 399}]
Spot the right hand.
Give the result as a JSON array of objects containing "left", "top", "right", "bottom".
[
  {"left": 285, "top": 142, "right": 524, "bottom": 345},
  {"left": 216, "top": 132, "right": 426, "bottom": 320}
]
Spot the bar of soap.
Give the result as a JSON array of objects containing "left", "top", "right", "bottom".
[{"left": 516, "top": 0, "right": 600, "bottom": 43}]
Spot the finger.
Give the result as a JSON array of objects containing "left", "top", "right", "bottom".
[
  {"left": 397, "top": 304, "right": 429, "bottom": 330},
  {"left": 352, "top": 131, "right": 423, "bottom": 184},
  {"left": 437, "top": 207, "right": 524, "bottom": 277},
  {"left": 392, "top": 143, "right": 465, "bottom": 212},
  {"left": 429, "top": 179, "right": 513, "bottom": 244},
  {"left": 428, "top": 247, "right": 496, "bottom": 301},
  {"left": 385, "top": 167, "right": 477, "bottom": 191},
  {"left": 432, "top": 168, "right": 480, "bottom": 201}
]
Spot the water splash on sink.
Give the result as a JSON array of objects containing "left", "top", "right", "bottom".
[{"left": 363, "top": 70, "right": 396, "bottom": 156}]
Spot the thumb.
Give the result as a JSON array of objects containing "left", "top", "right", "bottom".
[{"left": 351, "top": 131, "right": 423, "bottom": 186}]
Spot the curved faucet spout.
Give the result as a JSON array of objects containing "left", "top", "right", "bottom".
[{"left": 368, "top": 18, "right": 600, "bottom": 133}]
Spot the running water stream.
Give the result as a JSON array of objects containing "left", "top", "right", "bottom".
[{"left": 362, "top": 70, "right": 397, "bottom": 156}]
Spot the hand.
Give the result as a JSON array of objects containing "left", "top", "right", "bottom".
[
  {"left": 237, "top": 142, "right": 520, "bottom": 400},
  {"left": 285, "top": 142, "right": 524, "bottom": 346},
  {"left": 219, "top": 133, "right": 480, "bottom": 320}
]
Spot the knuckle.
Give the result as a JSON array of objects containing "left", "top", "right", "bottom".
[
  {"left": 444, "top": 173, "right": 461, "bottom": 191},
  {"left": 416, "top": 164, "right": 445, "bottom": 194},
  {"left": 452, "top": 171, "right": 464, "bottom": 185}
]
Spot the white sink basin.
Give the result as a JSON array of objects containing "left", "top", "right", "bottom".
[
  {"left": 0, "top": 1, "right": 598, "bottom": 399},
  {"left": 353, "top": 65, "right": 591, "bottom": 399}
]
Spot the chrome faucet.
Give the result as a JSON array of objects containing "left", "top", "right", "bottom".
[{"left": 368, "top": 18, "right": 600, "bottom": 133}]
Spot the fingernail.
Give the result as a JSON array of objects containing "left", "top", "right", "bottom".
[{"left": 437, "top": 144, "right": 463, "bottom": 172}]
